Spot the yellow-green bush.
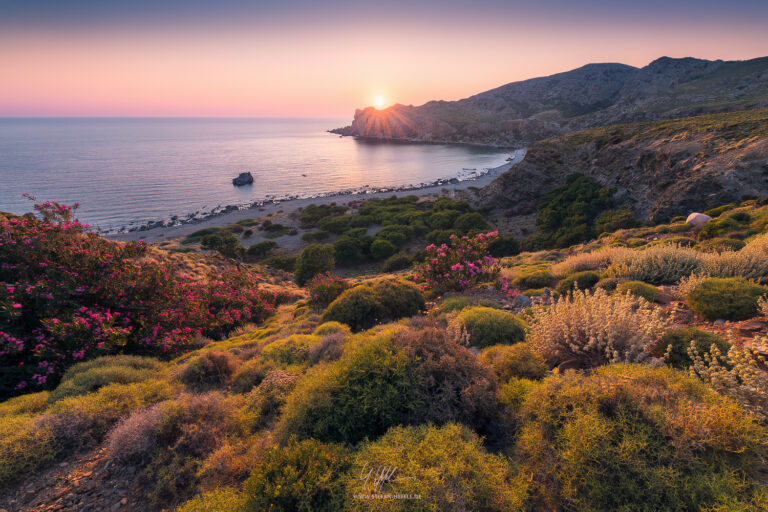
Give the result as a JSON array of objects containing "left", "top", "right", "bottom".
[
  {"left": 177, "top": 488, "right": 246, "bottom": 512},
  {"left": 434, "top": 295, "right": 499, "bottom": 314},
  {"left": 0, "top": 414, "right": 56, "bottom": 488},
  {"left": 49, "top": 355, "right": 161, "bottom": 402},
  {"left": 322, "top": 279, "right": 424, "bottom": 331},
  {"left": 687, "top": 277, "right": 768, "bottom": 321},
  {"left": 617, "top": 280, "right": 658, "bottom": 302},
  {"left": 231, "top": 358, "right": 272, "bottom": 393},
  {"left": 0, "top": 391, "right": 49, "bottom": 417},
  {"left": 261, "top": 334, "right": 321, "bottom": 366},
  {"left": 243, "top": 438, "right": 352, "bottom": 512},
  {"left": 455, "top": 306, "right": 526, "bottom": 348},
  {"left": 696, "top": 237, "right": 746, "bottom": 253},
  {"left": 647, "top": 327, "right": 730, "bottom": 369},
  {"left": 513, "top": 270, "right": 553, "bottom": 289},
  {"left": 479, "top": 343, "right": 547, "bottom": 382},
  {"left": 179, "top": 351, "right": 237, "bottom": 391},
  {"left": 555, "top": 270, "right": 600, "bottom": 295},
  {"left": 610, "top": 244, "right": 704, "bottom": 284},
  {"left": 516, "top": 364, "right": 767, "bottom": 511},
  {"left": 240, "top": 370, "right": 299, "bottom": 431},
  {"left": 312, "top": 321, "right": 351, "bottom": 336},
  {"left": 345, "top": 423, "right": 529, "bottom": 512}
]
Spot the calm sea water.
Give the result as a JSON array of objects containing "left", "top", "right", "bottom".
[{"left": 0, "top": 118, "right": 511, "bottom": 231}]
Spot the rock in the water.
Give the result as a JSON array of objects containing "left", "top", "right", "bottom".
[
  {"left": 232, "top": 172, "right": 254, "bottom": 186},
  {"left": 685, "top": 212, "right": 712, "bottom": 230}
]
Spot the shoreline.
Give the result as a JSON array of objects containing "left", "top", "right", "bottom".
[{"left": 107, "top": 148, "right": 526, "bottom": 243}]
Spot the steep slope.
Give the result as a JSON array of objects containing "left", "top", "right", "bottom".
[
  {"left": 332, "top": 56, "right": 768, "bottom": 147},
  {"left": 477, "top": 109, "right": 768, "bottom": 222}
]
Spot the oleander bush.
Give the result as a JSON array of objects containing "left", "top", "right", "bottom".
[
  {"left": 554, "top": 270, "right": 600, "bottom": 295},
  {"left": 516, "top": 364, "right": 768, "bottom": 511},
  {"left": 322, "top": 279, "right": 424, "bottom": 332},
  {"left": 415, "top": 231, "right": 500, "bottom": 293},
  {"left": 686, "top": 277, "right": 768, "bottom": 321},
  {"left": 527, "top": 288, "right": 670, "bottom": 368},
  {"left": 610, "top": 244, "right": 704, "bottom": 284},
  {"left": 478, "top": 343, "right": 547, "bottom": 382},
  {"left": 346, "top": 423, "right": 529, "bottom": 512},
  {"left": 454, "top": 306, "right": 526, "bottom": 348},
  {"left": 616, "top": 280, "right": 658, "bottom": 302},
  {"left": 243, "top": 437, "right": 352, "bottom": 512},
  {"left": 647, "top": 327, "right": 730, "bottom": 369},
  {"left": 307, "top": 272, "right": 349, "bottom": 309},
  {"left": 179, "top": 351, "right": 237, "bottom": 391}
]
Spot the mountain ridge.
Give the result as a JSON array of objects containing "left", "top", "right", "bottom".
[{"left": 332, "top": 56, "right": 768, "bottom": 146}]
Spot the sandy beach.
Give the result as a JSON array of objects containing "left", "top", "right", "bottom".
[{"left": 107, "top": 148, "right": 526, "bottom": 244}]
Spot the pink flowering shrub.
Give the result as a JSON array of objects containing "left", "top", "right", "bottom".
[
  {"left": 0, "top": 199, "right": 280, "bottom": 397},
  {"left": 414, "top": 232, "right": 503, "bottom": 293},
  {"left": 307, "top": 272, "right": 349, "bottom": 309}
]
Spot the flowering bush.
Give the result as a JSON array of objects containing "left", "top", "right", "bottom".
[
  {"left": 0, "top": 200, "right": 280, "bottom": 397},
  {"left": 414, "top": 231, "right": 501, "bottom": 293},
  {"left": 307, "top": 272, "right": 348, "bottom": 309}
]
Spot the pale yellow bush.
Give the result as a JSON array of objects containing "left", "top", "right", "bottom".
[
  {"left": 527, "top": 287, "right": 671, "bottom": 368},
  {"left": 550, "top": 247, "right": 631, "bottom": 278},
  {"left": 673, "top": 272, "right": 710, "bottom": 299},
  {"left": 759, "top": 296, "right": 768, "bottom": 317},
  {"left": 703, "top": 237, "right": 768, "bottom": 284},
  {"left": 610, "top": 244, "right": 704, "bottom": 284},
  {"left": 688, "top": 336, "right": 768, "bottom": 424}
]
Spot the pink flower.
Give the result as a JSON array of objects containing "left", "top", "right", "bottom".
[{"left": 12, "top": 303, "right": 22, "bottom": 309}]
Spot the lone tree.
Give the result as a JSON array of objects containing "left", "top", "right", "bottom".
[{"left": 201, "top": 232, "right": 244, "bottom": 262}]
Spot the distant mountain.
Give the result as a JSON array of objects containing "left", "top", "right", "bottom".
[
  {"left": 332, "top": 56, "right": 768, "bottom": 147},
  {"left": 476, "top": 109, "right": 768, "bottom": 222}
]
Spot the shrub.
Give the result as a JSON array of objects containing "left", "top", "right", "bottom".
[
  {"left": 201, "top": 232, "right": 243, "bottom": 260},
  {"left": 301, "top": 230, "right": 330, "bottom": 242},
  {"left": 49, "top": 355, "right": 160, "bottom": 402},
  {"left": 376, "top": 225, "right": 412, "bottom": 247},
  {"left": 294, "top": 244, "right": 335, "bottom": 286},
  {"left": 307, "top": 272, "right": 349, "bottom": 309},
  {"left": 425, "top": 229, "right": 455, "bottom": 245},
  {"left": 516, "top": 364, "right": 767, "bottom": 511},
  {"left": 179, "top": 351, "right": 236, "bottom": 390},
  {"left": 555, "top": 270, "right": 600, "bottom": 295},
  {"left": 0, "top": 201, "right": 278, "bottom": 397},
  {"left": 453, "top": 212, "right": 488, "bottom": 233},
  {"left": 322, "top": 280, "right": 424, "bottom": 332},
  {"left": 550, "top": 247, "right": 631, "bottom": 277},
  {"left": 243, "top": 438, "right": 352, "bottom": 512},
  {"left": 317, "top": 215, "right": 351, "bottom": 234},
  {"left": 298, "top": 204, "right": 347, "bottom": 227},
  {"left": 0, "top": 391, "right": 49, "bottom": 417},
  {"left": 687, "top": 277, "right": 768, "bottom": 321},
  {"left": 381, "top": 252, "right": 412, "bottom": 272},
  {"left": 647, "top": 327, "right": 730, "bottom": 369},
  {"left": 178, "top": 489, "right": 246, "bottom": 512},
  {"left": 454, "top": 307, "right": 526, "bottom": 348},
  {"left": 610, "top": 244, "right": 704, "bottom": 284},
  {"left": 427, "top": 209, "right": 461, "bottom": 229},
  {"left": 487, "top": 235, "right": 520, "bottom": 257},
  {"left": 415, "top": 232, "right": 500, "bottom": 293},
  {"left": 527, "top": 288, "right": 670, "bottom": 368},
  {"left": 696, "top": 237, "right": 745, "bottom": 253},
  {"left": 512, "top": 269, "right": 553, "bottom": 289},
  {"left": 595, "top": 277, "right": 620, "bottom": 291},
  {"left": 240, "top": 370, "right": 299, "bottom": 431},
  {"left": 479, "top": 343, "right": 547, "bottom": 382},
  {"left": 312, "top": 321, "right": 351, "bottom": 336},
  {"left": 261, "top": 335, "right": 320, "bottom": 366},
  {"left": 594, "top": 208, "right": 638, "bottom": 233},
  {"left": 434, "top": 296, "right": 498, "bottom": 314},
  {"left": 333, "top": 236, "right": 364, "bottom": 265},
  {"left": 346, "top": 424, "right": 528, "bottom": 512},
  {"left": 246, "top": 240, "right": 278, "bottom": 258},
  {"left": 689, "top": 339, "right": 768, "bottom": 424},
  {"left": 261, "top": 255, "right": 297, "bottom": 272},
  {"left": 702, "top": 235, "right": 768, "bottom": 283},
  {"left": 616, "top": 280, "right": 658, "bottom": 302},
  {"left": 0, "top": 414, "right": 56, "bottom": 488},
  {"left": 231, "top": 358, "right": 271, "bottom": 393},
  {"left": 369, "top": 238, "right": 397, "bottom": 260},
  {"left": 106, "top": 393, "right": 238, "bottom": 507}
]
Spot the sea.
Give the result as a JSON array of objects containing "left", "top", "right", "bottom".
[{"left": 0, "top": 118, "right": 512, "bottom": 232}]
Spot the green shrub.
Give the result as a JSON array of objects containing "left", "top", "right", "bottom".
[
  {"left": 617, "top": 281, "right": 658, "bottom": 302},
  {"left": 295, "top": 244, "right": 335, "bottom": 285},
  {"left": 376, "top": 225, "right": 412, "bottom": 246},
  {"left": 346, "top": 424, "right": 528, "bottom": 512},
  {"left": 435, "top": 296, "right": 499, "bottom": 314},
  {"left": 488, "top": 235, "right": 519, "bottom": 257},
  {"left": 647, "top": 236, "right": 696, "bottom": 248},
  {"left": 425, "top": 229, "right": 456, "bottom": 245},
  {"left": 0, "top": 392, "right": 49, "bottom": 417},
  {"left": 298, "top": 204, "right": 347, "bottom": 227},
  {"left": 595, "top": 277, "right": 620, "bottom": 291},
  {"left": 369, "top": 238, "right": 397, "bottom": 260},
  {"left": 647, "top": 327, "right": 730, "bottom": 369},
  {"left": 317, "top": 215, "right": 351, "bottom": 234},
  {"left": 178, "top": 489, "right": 246, "bottom": 512},
  {"left": 301, "top": 230, "right": 330, "bottom": 242},
  {"left": 454, "top": 212, "right": 488, "bottom": 233},
  {"left": 696, "top": 237, "right": 746, "bottom": 253},
  {"left": 516, "top": 364, "right": 767, "bottom": 511},
  {"left": 322, "top": 280, "right": 424, "bottom": 332},
  {"left": 555, "top": 271, "right": 600, "bottom": 295},
  {"left": 456, "top": 306, "right": 526, "bottom": 348},
  {"left": 201, "top": 232, "right": 242, "bottom": 259},
  {"left": 179, "top": 351, "right": 236, "bottom": 390},
  {"left": 261, "top": 335, "right": 320, "bottom": 366},
  {"left": 231, "top": 358, "right": 272, "bottom": 393},
  {"left": 333, "top": 236, "right": 364, "bottom": 265},
  {"left": 49, "top": 357, "right": 159, "bottom": 403},
  {"left": 381, "top": 252, "right": 412, "bottom": 272},
  {"left": 479, "top": 343, "right": 547, "bottom": 382},
  {"left": 313, "top": 321, "right": 351, "bottom": 336},
  {"left": 245, "top": 240, "right": 278, "bottom": 259},
  {"left": 698, "top": 216, "right": 742, "bottom": 240},
  {"left": 243, "top": 438, "right": 352, "bottom": 512},
  {"left": 594, "top": 208, "right": 638, "bottom": 234},
  {"left": 513, "top": 270, "right": 553, "bottom": 289},
  {"left": 241, "top": 370, "right": 299, "bottom": 430},
  {"left": 261, "top": 255, "right": 297, "bottom": 272},
  {"left": 427, "top": 210, "right": 461, "bottom": 229},
  {"left": 0, "top": 414, "right": 56, "bottom": 488},
  {"left": 687, "top": 277, "right": 768, "bottom": 321}
]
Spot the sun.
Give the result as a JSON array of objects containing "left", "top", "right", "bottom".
[{"left": 373, "top": 95, "right": 387, "bottom": 109}]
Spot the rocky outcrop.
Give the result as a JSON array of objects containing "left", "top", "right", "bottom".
[
  {"left": 232, "top": 172, "right": 254, "bottom": 186},
  {"left": 332, "top": 56, "right": 768, "bottom": 147},
  {"left": 477, "top": 109, "right": 768, "bottom": 222}
]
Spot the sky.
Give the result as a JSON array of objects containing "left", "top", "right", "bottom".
[{"left": 1, "top": 0, "right": 767, "bottom": 118}]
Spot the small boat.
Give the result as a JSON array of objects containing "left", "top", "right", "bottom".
[{"left": 232, "top": 172, "right": 254, "bottom": 186}]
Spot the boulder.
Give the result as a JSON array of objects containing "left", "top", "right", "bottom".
[
  {"left": 685, "top": 212, "right": 712, "bottom": 230},
  {"left": 232, "top": 172, "right": 254, "bottom": 186}
]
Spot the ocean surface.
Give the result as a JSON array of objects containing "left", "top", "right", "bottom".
[{"left": 0, "top": 118, "right": 512, "bottom": 231}]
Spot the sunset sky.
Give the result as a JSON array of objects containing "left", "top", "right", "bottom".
[{"left": 2, "top": 0, "right": 767, "bottom": 118}]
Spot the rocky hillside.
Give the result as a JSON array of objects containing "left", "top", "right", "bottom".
[
  {"left": 477, "top": 109, "right": 768, "bottom": 222},
  {"left": 332, "top": 56, "right": 768, "bottom": 146}
]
